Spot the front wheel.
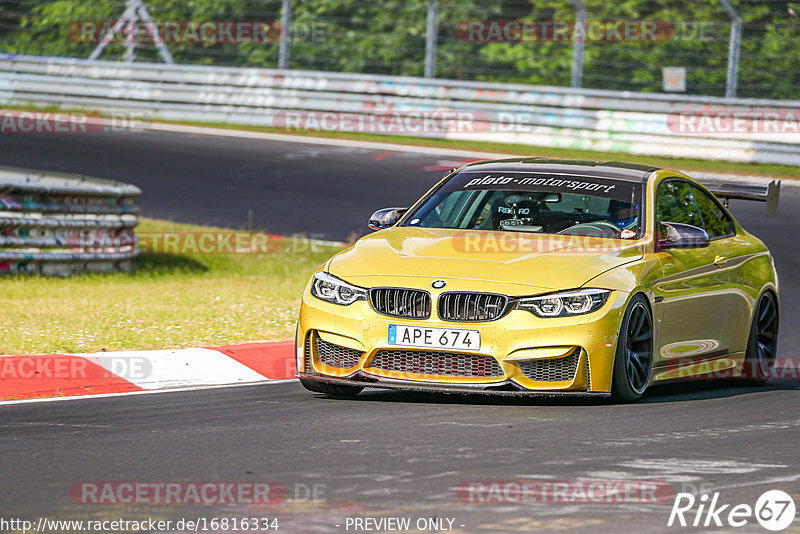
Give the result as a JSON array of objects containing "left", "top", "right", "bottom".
[
  {"left": 741, "top": 291, "right": 779, "bottom": 385},
  {"left": 611, "top": 294, "right": 654, "bottom": 402},
  {"left": 299, "top": 378, "right": 363, "bottom": 397}
]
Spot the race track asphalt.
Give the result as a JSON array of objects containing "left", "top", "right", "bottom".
[
  {"left": 0, "top": 128, "right": 450, "bottom": 240},
  {"left": 1, "top": 129, "right": 798, "bottom": 533}
]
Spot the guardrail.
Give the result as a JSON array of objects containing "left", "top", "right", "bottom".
[
  {"left": 1, "top": 54, "right": 799, "bottom": 165},
  {"left": 0, "top": 166, "right": 140, "bottom": 275}
]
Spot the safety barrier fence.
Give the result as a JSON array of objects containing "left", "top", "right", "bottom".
[
  {"left": 1, "top": 54, "right": 799, "bottom": 165},
  {"left": 0, "top": 165, "right": 140, "bottom": 275}
]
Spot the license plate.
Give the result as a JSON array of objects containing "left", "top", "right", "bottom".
[{"left": 388, "top": 324, "right": 480, "bottom": 351}]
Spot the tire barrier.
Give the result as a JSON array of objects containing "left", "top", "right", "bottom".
[{"left": 0, "top": 166, "right": 140, "bottom": 275}]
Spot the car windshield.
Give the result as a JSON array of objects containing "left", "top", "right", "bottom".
[{"left": 403, "top": 170, "right": 644, "bottom": 238}]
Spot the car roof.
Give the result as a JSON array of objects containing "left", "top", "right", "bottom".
[{"left": 460, "top": 158, "right": 660, "bottom": 183}]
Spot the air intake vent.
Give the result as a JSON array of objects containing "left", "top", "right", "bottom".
[
  {"left": 517, "top": 349, "right": 581, "bottom": 382},
  {"left": 316, "top": 337, "right": 363, "bottom": 369},
  {"left": 369, "top": 350, "right": 503, "bottom": 378},
  {"left": 438, "top": 292, "right": 509, "bottom": 322},
  {"left": 370, "top": 288, "right": 431, "bottom": 319}
]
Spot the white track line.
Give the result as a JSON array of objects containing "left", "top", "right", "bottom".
[
  {"left": 147, "top": 122, "right": 544, "bottom": 159},
  {"left": 147, "top": 122, "right": 797, "bottom": 187},
  {"left": 0, "top": 379, "right": 297, "bottom": 407}
]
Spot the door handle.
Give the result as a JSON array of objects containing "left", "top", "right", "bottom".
[{"left": 713, "top": 254, "right": 726, "bottom": 267}]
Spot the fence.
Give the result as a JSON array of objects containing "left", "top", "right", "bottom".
[
  {"left": 3, "top": 0, "right": 800, "bottom": 100},
  {"left": 1, "top": 54, "right": 799, "bottom": 166},
  {"left": 0, "top": 165, "right": 140, "bottom": 275}
]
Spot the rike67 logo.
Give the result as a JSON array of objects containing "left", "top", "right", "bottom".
[{"left": 668, "top": 490, "right": 796, "bottom": 531}]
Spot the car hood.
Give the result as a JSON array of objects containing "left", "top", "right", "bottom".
[{"left": 328, "top": 227, "right": 644, "bottom": 293}]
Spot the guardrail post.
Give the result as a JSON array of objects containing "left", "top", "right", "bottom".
[
  {"left": 279, "top": 0, "right": 292, "bottom": 69},
  {"left": 718, "top": 0, "right": 741, "bottom": 98},
  {"left": 424, "top": 0, "right": 438, "bottom": 78},
  {"left": 568, "top": 0, "right": 586, "bottom": 88}
]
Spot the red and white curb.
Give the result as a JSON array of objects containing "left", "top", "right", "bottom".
[{"left": 0, "top": 341, "right": 296, "bottom": 403}]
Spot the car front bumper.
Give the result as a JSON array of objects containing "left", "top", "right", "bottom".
[{"left": 296, "top": 282, "right": 630, "bottom": 394}]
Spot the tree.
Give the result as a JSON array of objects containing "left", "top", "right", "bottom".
[{"left": 1, "top": 0, "right": 798, "bottom": 98}]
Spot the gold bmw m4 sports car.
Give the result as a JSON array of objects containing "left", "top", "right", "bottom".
[{"left": 296, "top": 159, "right": 780, "bottom": 401}]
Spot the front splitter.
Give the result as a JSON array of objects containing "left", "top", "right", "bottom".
[{"left": 296, "top": 373, "right": 610, "bottom": 398}]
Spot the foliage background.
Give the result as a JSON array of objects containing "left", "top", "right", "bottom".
[{"left": 0, "top": 0, "right": 798, "bottom": 98}]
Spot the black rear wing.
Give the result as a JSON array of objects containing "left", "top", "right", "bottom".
[{"left": 701, "top": 179, "right": 781, "bottom": 217}]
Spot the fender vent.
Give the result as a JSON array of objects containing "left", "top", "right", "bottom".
[
  {"left": 304, "top": 331, "right": 313, "bottom": 373},
  {"left": 586, "top": 353, "right": 591, "bottom": 391}
]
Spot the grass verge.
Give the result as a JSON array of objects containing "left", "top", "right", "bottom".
[{"left": 0, "top": 218, "right": 343, "bottom": 355}]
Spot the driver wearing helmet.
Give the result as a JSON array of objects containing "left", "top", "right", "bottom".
[{"left": 608, "top": 200, "right": 638, "bottom": 228}]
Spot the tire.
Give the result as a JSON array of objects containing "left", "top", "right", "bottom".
[
  {"left": 299, "top": 378, "right": 363, "bottom": 397},
  {"left": 611, "top": 294, "right": 654, "bottom": 402},
  {"left": 741, "top": 291, "right": 779, "bottom": 385}
]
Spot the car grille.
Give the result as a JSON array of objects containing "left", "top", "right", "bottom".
[
  {"left": 516, "top": 349, "right": 581, "bottom": 382},
  {"left": 316, "top": 336, "right": 363, "bottom": 369},
  {"left": 369, "top": 350, "right": 504, "bottom": 377},
  {"left": 370, "top": 288, "right": 431, "bottom": 319},
  {"left": 438, "top": 292, "right": 509, "bottom": 322}
]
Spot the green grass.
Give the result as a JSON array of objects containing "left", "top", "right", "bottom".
[
  {"left": 0, "top": 218, "right": 344, "bottom": 355},
  {"left": 4, "top": 103, "right": 800, "bottom": 179}
]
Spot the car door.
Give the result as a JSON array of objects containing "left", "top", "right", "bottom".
[
  {"left": 688, "top": 183, "right": 752, "bottom": 355},
  {"left": 652, "top": 179, "right": 735, "bottom": 368}
]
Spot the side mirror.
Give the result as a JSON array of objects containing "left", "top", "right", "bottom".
[
  {"left": 656, "top": 222, "right": 710, "bottom": 251},
  {"left": 368, "top": 207, "right": 408, "bottom": 231}
]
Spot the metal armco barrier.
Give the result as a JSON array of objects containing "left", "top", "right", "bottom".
[
  {"left": 0, "top": 166, "right": 140, "bottom": 275},
  {"left": 1, "top": 54, "right": 799, "bottom": 165}
]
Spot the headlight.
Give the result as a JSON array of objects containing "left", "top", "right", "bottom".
[
  {"left": 516, "top": 289, "right": 610, "bottom": 318},
  {"left": 310, "top": 272, "right": 367, "bottom": 306}
]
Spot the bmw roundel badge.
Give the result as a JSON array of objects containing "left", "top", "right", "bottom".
[{"left": 432, "top": 279, "right": 447, "bottom": 289}]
